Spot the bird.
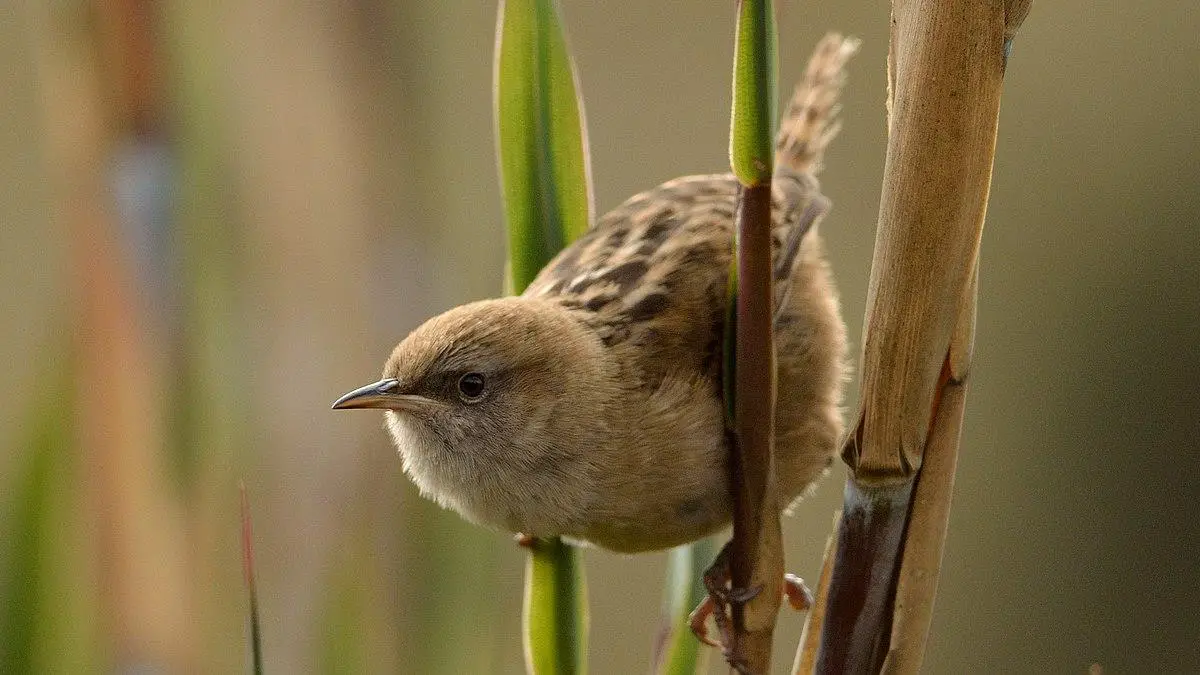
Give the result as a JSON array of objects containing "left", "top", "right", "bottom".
[{"left": 334, "top": 34, "right": 854, "bottom": 557}]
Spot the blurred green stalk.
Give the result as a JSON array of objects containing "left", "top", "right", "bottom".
[
  {"left": 0, "top": 350, "right": 78, "bottom": 673},
  {"left": 494, "top": 0, "right": 592, "bottom": 672},
  {"left": 654, "top": 539, "right": 716, "bottom": 675}
]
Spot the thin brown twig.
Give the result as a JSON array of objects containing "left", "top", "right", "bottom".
[
  {"left": 792, "top": 512, "right": 840, "bottom": 674},
  {"left": 727, "top": 182, "right": 785, "bottom": 674}
]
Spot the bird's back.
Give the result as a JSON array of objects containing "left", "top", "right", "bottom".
[
  {"left": 523, "top": 172, "right": 826, "bottom": 389},
  {"left": 520, "top": 166, "right": 845, "bottom": 551},
  {"left": 524, "top": 32, "right": 856, "bottom": 391}
]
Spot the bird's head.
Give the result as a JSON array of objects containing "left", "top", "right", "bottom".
[{"left": 332, "top": 296, "right": 612, "bottom": 531}]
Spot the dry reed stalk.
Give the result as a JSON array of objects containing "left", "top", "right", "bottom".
[{"left": 797, "top": 1, "right": 1032, "bottom": 672}]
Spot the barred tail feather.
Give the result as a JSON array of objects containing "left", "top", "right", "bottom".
[{"left": 775, "top": 33, "right": 859, "bottom": 176}]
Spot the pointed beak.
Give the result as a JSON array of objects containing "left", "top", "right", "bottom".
[
  {"left": 332, "top": 378, "right": 401, "bottom": 409},
  {"left": 331, "top": 378, "right": 439, "bottom": 412}
]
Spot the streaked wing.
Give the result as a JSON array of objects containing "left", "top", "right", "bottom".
[{"left": 524, "top": 172, "right": 827, "bottom": 386}]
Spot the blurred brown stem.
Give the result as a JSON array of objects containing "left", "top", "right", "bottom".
[
  {"left": 32, "top": 0, "right": 192, "bottom": 670},
  {"left": 791, "top": 513, "right": 839, "bottom": 675}
]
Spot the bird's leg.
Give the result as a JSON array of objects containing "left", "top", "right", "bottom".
[
  {"left": 688, "top": 541, "right": 762, "bottom": 655},
  {"left": 688, "top": 546, "right": 816, "bottom": 653},
  {"left": 688, "top": 541, "right": 735, "bottom": 652},
  {"left": 698, "top": 544, "right": 757, "bottom": 675}
]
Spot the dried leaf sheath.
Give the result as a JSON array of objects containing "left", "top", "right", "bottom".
[{"left": 808, "top": 0, "right": 1030, "bottom": 672}]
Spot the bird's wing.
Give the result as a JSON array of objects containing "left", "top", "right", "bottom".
[
  {"left": 525, "top": 175, "right": 736, "bottom": 385},
  {"left": 526, "top": 173, "right": 828, "bottom": 388},
  {"left": 771, "top": 174, "right": 831, "bottom": 319},
  {"left": 522, "top": 33, "right": 855, "bottom": 388}
]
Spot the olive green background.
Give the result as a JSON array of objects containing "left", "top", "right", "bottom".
[{"left": 2, "top": 1, "right": 1196, "bottom": 673}]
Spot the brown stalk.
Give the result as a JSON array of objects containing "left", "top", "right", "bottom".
[
  {"left": 799, "top": 0, "right": 1031, "bottom": 672},
  {"left": 792, "top": 512, "right": 839, "bottom": 675},
  {"left": 728, "top": 182, "right": 785, "bottom": 674}
]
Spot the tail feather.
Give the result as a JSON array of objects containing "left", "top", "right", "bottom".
[{"left": 775, "top": 33, "right": 859, "bottom": 176}]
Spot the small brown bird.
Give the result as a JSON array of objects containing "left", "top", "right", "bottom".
[{"left": 335, "top": 35, "right": 854, "bottom": 555}]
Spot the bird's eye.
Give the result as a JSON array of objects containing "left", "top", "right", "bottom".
[{"left": 457, "top": 372, "right": 487, "bottom": 401}]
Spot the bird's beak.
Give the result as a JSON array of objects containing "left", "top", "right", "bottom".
[{"left": 331, "top": 378, "right": 437, "bottom": 412}]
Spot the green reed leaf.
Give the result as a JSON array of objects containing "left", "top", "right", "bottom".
[
  {"left": 496, "top": 0, "right": 593, "bottom": 293},
  {"left": 495, "top": 1, "right": 591, "bottom": 672}
]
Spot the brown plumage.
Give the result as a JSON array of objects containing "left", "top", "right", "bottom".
[{"left": 334, "top": 34, "right": 856, "bottom": 553}]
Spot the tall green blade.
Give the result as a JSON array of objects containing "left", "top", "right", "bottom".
[
  {"left": 495, "top": 1, "right": 591, "bottom": 673},
  {"left": 495, "top": 0, "right": 593, "bottom": 293}
]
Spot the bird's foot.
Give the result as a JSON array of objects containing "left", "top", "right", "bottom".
[
  {"left": 688, "top": 544, "right": 815, "bottom": 664},
  {"left": 688, "top": 542, "right": 762, "bottom": 656},
  {"left": 514, "top": 533, "right": 535, "bottom": 548}
]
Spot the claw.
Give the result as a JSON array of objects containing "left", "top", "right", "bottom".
[
  {"left": 699, "top": 542, "right": 737, "bottom": 654},
  {"left": 687, "top": 596, "right": 723, "bottom": 648},
  {"left": 783, "top": 573, "right": 814, "bottom": 611},
  {"left": 688, "top": 546, "right": 816, "bottom": 663}
]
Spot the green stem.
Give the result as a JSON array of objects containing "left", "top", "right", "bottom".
[
  {"left": 724, "top": 0, "right": 782, "bottom": 671},
  {"left": 730, "top": 0, "right": 778, "bottom": 186},
  {"left": 494, "top": 1, "right": 592, "bottom": 672},
  {"left": 654, "top": 539, "right": 716, "bottom": 675},
  {"left": 523, "top": 538, "right": 588, "bottom": 674}
]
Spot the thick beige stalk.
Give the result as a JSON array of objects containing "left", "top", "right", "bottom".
[
  {"left": 801, "top": 0, "right": 1031, "bottom": 672},
  {"left": 851, "top": 1, "right": 1007, "bottom": 482}
]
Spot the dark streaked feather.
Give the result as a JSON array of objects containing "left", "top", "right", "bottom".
[
  {"left": 524, "top": 171, "right": 827, "bottom": 386},
  {"left": 523, "top": 32, "right": 855, "bottom": 387}
]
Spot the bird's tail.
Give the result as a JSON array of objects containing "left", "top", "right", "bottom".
[{"left": 775, "top": 33, "right": 859, "bottom": 176}]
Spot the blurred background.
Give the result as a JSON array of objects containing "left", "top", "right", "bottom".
[{"left": 2, "top": 0, "right": 1197, "bottom": 673}]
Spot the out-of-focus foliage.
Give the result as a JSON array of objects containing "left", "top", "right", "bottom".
[
  {"left": 654, "top": 539, "right": 716, "bottom": 675},
  {"left": 1, "top": 1, "right": 1198, "bottom": 674},
  {"left": 0, "top": 350, "right": 98, "bottom": 673}
]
